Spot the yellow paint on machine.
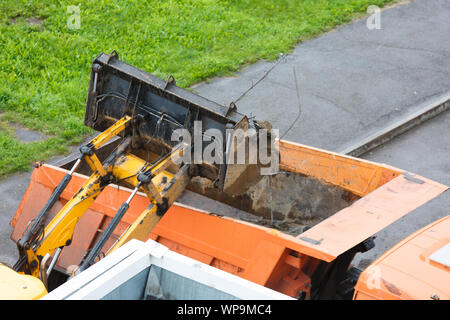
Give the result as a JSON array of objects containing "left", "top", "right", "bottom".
[{"left": 0, "top": 264, "right": 47, "bottom": 300}]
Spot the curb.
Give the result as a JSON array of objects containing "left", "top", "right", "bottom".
[{"left": 338, "top": 92, "right": 450, "bottom": 157}]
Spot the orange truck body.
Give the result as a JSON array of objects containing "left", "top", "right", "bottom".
[
  {"left": 10, "top": 139, "right": 449, "bottom": 299},
  {"left": 354, "top": 215, "right": 450, "bottom": 300}
]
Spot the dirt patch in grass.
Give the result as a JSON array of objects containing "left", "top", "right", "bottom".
[
  {"left": 9, "top": 15, "right": 45, "bottom": 26},
  {"left": 26, "top": 17, "right": 44, "bottom": 26},
  {"left": 382, "top": 0, "right": 411, "bottom": 11}
]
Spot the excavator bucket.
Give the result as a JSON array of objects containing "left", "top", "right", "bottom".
[{"left": 84, "top": 52, "right": 272, "bottom": 193}]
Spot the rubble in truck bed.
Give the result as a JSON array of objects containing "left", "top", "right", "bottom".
[{"left": 187, "top": 169, "right": 359, "bottom": 236}]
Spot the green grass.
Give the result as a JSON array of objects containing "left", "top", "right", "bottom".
[{"left": 0, "top": 0, "right": 395, "bottom": 177}]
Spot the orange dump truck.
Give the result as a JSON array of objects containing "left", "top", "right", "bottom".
[{"left": 5, "top": 53, "right": 449, "bottom": 300}]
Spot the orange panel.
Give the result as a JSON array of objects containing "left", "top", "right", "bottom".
[
  {"left": 297, "top": 174, "right": 448, "bottom": 259},
  {"left": 242, "top": 240, "right": 286, "bottom": 285},
  {"left": 57, "top": 210, "right": 103, "bottom": 270},
  {"left": 354, "top": 215, "right": 450, "bottom": 300},
  {"left": 149, "top": 203, "right": 336, "bottom": 263},
  {"left": 279, "top": 139, "right": 402, "bottom": 197}
]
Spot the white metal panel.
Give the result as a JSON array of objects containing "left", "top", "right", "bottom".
[
  {"left": 43, "top": 239, "right": 294, "bottom": 300},
  {"left": 430, "top": 243, "right": 450, "bottom": 268},
  {"left": 148, "top": 243, "right": 293, "bottom": 300}
]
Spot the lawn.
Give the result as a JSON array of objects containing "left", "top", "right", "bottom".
[{"left": 0, "top": 0, "right": 395, "bottom": 177}]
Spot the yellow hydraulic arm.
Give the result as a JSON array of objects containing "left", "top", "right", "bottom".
[{"left": 13, "top": 116, "right": 190, "bottom": 283}]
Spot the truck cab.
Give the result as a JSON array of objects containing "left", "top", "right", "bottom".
[{"left": 354, "top": 215, "right": 450, "bottom": 300}]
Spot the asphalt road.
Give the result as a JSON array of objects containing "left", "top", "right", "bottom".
[
  {"left": 0, "top": 173, "right": 30, "bottom": 266},
  {"left": 351, "top": 109, "right": 449, "bottom": 268}
]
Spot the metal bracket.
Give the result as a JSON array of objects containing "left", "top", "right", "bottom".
[
  {"left": 299, "top": 236, "right": 324, "bottom": 245},
  {"left": 106, "top": 50, "right": 119, "bottom": 64},
  {"left": 225, "top": 102, "right": 237, "bottom": 117},
  {"left": 164, "top": 75, "right": 176, "bottom": 90}
]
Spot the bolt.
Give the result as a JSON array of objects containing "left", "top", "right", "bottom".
[{"left": 30, "top": 260, "right": 38, "bottom": 269}]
